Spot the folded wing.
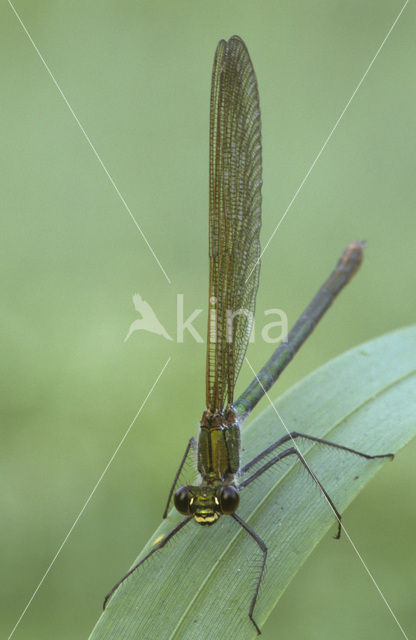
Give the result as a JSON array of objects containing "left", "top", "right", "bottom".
[{"left": 206, "top": 36, "right": 262, "bottom": 412}]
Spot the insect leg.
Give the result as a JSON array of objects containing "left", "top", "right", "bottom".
[
  {"left": 240, "top": 447, "right": 343, "bottom": 538},
  {"left": 232, "top": 512, "right": 267, "bottom": 635},
  {"left": 103, "top": 516, "right": 192, "bottom": 609},
  {"left": 163, "top": 437, "right": 196, "bottom": 518},
  {"left": 241, "top": 431, "right": 393, "bottom": 475}
]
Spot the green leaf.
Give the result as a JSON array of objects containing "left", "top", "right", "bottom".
[{"left": 89, "top": 326, "right": 416, "bottom": 640}]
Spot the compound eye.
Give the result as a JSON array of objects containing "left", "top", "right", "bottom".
[
  {"left": 174, "top": 486, "right": 191, "bottom": 515},
  {"left": 219, "top": 485, "right": 239, "bottom": 514}
]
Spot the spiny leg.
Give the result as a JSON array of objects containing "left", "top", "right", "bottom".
[
  {"left": 232, "top": 513, "right": 267, "bottom": 635},
  {"left": 163, "top": 437, "right": 196, "bottom": 518},
  {"left": 103, "top": 516, "right": 192, "bottom": 609},
  {"left": 240, "top": 447, "right": 343, "bottom": 539},
  {"left": 241, "top": 431, "right": 394, "bottom": 475}
]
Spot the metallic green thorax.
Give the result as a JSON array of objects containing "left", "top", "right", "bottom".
[
  {"left": 180, "top": 407, "right": 241, "bottom": 526},
  {"left": 198, "top": 407, "right": 240, "bottom": 479}
]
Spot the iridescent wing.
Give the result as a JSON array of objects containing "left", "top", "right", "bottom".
[{"left": 206, "top": 36, "right": 262, "bottom": 412}]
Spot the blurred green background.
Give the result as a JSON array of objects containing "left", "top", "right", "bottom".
[{"left": 1, "top": 1, "right": 415, "bottom": 638}]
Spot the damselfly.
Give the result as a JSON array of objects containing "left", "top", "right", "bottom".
[{"left": 104, "top": 35, "right": 393, "bottom": 634}]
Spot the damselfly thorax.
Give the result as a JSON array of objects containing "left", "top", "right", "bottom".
[{"left": 174, "top": 407, "right": 241, "bottom": 526}]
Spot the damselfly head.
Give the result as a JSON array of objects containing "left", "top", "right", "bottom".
[{"left": 174, "top": 484, "right": 240, "bottom": 525}]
